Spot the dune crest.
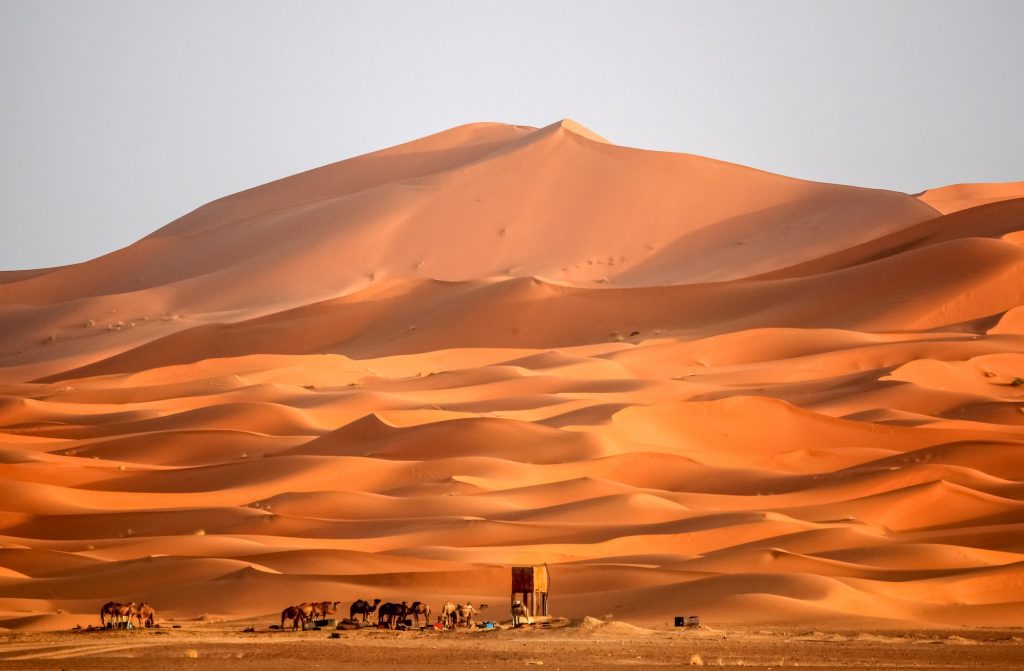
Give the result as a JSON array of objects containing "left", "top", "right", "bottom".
[
  {"left": 0, "top": 121, "right": 1022, "bottom": 630},
  {"left": 917, "top": 181, "right": 1024, "bottom": 214}
]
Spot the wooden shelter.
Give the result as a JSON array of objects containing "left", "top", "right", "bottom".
[{"left": 511, "top": 564, "right": 550, "bottom": 620}]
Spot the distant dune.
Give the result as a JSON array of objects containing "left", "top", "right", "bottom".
[{"left": 0, "top": 120, "right": 1022, "bottom": 630}]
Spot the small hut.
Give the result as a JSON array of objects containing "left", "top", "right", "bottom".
[{"left": 511, "top": 564, "right": 550, "bottom": 621}]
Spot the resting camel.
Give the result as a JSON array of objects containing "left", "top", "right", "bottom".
[
  {"left": 377, "top": 601, "right": 408, "bottom": 629},
  {"left": 455, "top": 602, "right": 476, "bottom": 628},
  {"left": 312, "top": 601, "right": 341, "bottom": 620},
  {"left": 99, "top": 601, "right": 137, "bottom": 627},
  {"left": 510, "top": 600, "right": 532, "bottom": 627},
  {"left": 437, "top": 601, "right": 457, "bottom": 629},
  {"left": 280, "top": 605, "right": 306, "bottom": 630},
  {"left": 349, "top": 598, "right": 381, "bottom": 623},
  {"left": 134, "top": 602, "right": 157, "bottom": 628},
  {"left": 406, "top": 601, "right": 431, "bottom": 627}
]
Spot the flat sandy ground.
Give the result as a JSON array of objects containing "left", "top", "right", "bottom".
[{"left": 1, "top": 618, "right": 1022, "bottom": 670}]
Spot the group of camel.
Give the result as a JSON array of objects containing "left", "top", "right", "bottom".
[
  {"left": 99, "top": 601, "right": 157, "bottom": 628},
  {"left": 97, "top": 595, "right": 529, "bottom": 632},
  {"left": 437, "top": 601, "right": 484, "bottom": 629},
  {"left": 280, "top": 598, "right": 485, "bottom": 630}
]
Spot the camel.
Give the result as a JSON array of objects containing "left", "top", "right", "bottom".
[
  {"left": 99, "top": 601, "right": 119, "bottom": 626},
  {"left": 407, "top": 601, "right": 431, "bottom": 627},
  {"left": 295, "top": 602, "right": 317, "bottom": 622},
  {"left": 377, "top": 601, "right": 408, "bottom": 629},
  {"left": 280, "top": 605, "right": 306, "bottom": 631},
  {"left": 455, "top": 602, "right": 476, "bottom": 628},
  {"left": 134, "top": 602, "right": 157, "bottom": 628},
  {"left": 510, "top": 600, "right": 532, "bottom": 627},
  {"left": 438, "top": 601, "right": 458, "bottom": 629},
  {"left": 312, "top": 601, "right": 341, "bottom": 620},
  {"left": 349, "top": 598, "right": 381, "bottom": 623},
  {"left": 99, "top": 601, "right": 137, "bottom": 627}
]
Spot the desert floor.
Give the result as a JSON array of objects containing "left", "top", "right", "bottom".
[{"left": 1, "top": 617, "right": 1022, "bottom": 671}]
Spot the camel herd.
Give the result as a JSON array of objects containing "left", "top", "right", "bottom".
[
  {"left": 96, "top": 597, "right": 510, "bottom": 632},
  {"left": 280, "top": 598, "right": 487, "bottom": 630},
  {"left": 99, "top": 601, "right": 157, "bottom": 628}
]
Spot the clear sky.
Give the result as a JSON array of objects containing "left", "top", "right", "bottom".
[{"left": 2, "top": 0, "right": 1022, "bottom": 270}]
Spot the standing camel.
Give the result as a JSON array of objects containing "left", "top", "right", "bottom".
[
  {"left": 295, "top": 602, "right": 317, "bottom": 622},
  {"left": 99, "top": 601, "right": 119, "bottom": 626},
  {"left": 377, "top": 601, "right": 408, "bottom": 629},
  {"left": 510, "top": 600, "right": 532, "bottom": 627},
  {"left": 280, "top": 605, "right": 305, "bottom": 630},
  {"left": 100, "top": 601, "right": 137, "bottom": 627},
  {"left": 312, "top": 601, "right": 341, "bottom": 620},
  {"left": 437, "top": 601, "right": 458, "bottom": 629},
  {"left": 349, "top": 598, "right": 381, "bottom": 623},
  {"left": 407, "top": 601, "right": 431, "bottom": 627},
  {"left": 134, "top": 603, "right": 157, "bottom": 628}
]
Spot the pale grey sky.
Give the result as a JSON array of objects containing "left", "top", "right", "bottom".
[{"left": 2, "top": 0, "right": 1022, "bottom": 270}]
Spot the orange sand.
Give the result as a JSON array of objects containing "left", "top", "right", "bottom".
[{"left": 0, "top": 120, "right": 1022, "bottom": 631}]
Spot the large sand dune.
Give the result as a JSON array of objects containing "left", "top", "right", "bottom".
[{"left": 0, "top": 120, "right": 1022, "bottom": 630}]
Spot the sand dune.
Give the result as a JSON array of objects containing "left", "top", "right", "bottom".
[
  {"left": 38, "top": 236, "right": 1024, "bottom": 380},
  {"left": 917, "top": 181, "right": 1024, "bottom": 214},
  {"left": 0, "top": 120, "right": 1022, "bottom": 630}
]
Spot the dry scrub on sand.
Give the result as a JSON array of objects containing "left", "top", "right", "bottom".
[{"left": 0, "top": 121, "right": 1023, "bottom": 643}]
